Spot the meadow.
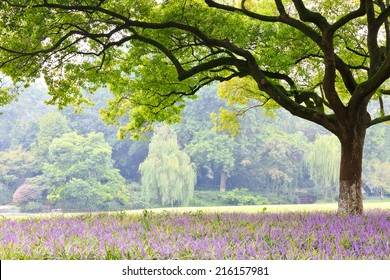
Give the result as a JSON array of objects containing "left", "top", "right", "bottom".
[{"left": 1, "top": 201, "right": 390, "bottom": 260}]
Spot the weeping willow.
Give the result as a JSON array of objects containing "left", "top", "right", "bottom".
[
  {"left": 304, "top": 134, "right": 340, "bottom": 202},
  {"left": 139, "top": 126, "right": 196, "bottom": 207}
]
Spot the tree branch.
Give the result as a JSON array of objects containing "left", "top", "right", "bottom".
[
  {"left": 369, "top": 114, "right": 390, "bottom": 126},
  {"left": 292, "top": 0, "right": 329, "bottom": 30},
  {"left": 330, "top": 0, "right": 366, "bottom": 32}
]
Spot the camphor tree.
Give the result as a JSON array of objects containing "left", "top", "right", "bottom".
[{"left": 1, "top": 0, "right": 390, "bottom": 214}]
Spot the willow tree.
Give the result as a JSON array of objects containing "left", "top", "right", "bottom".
[
  {"left": 139, "top": 126, "right": 196, "bottom": 207},
  {"left": 1, "top": 1, "right": 390, "bottom": 214},
  {"left": 304, "top": 134, "right": 340, "bottom": 202}
]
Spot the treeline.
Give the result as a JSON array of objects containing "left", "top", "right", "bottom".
[{"left": 0, "top": 83, "right": 389, "bottom": 212}]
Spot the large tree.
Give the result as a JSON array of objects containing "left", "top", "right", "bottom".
[{"left": 1, "top": 0, "right": 390, "bottom": 214}]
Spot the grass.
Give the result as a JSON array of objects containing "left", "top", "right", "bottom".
[
  {"left": 129, "top": 199, "right": 390, "bottom": 214},
  {"left": 2, "top": 199, "right": 390, "bottom": 219}
]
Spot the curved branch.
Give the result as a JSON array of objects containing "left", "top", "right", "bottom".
[
  {"left": 262, "top": 70, "right": 296, "bottom": 89},
  {"left": 292, "top": 0, "right": 329, "bottom": 30},
  {"left": 330, "top": 0, "right": 366, "bottom": 32},
  {"left": 204, "top": 0, "right": 280, "bottom": 22},
  {"left": 350, "top": 55, "right": 390, "bottom": 110},
  {"left": 376, "top": 4, "right": 390, "bottom": 26}
]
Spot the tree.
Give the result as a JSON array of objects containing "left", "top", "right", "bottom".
[
  {"left": 12, "top": 175, "right": 49, "bottom": 212},
  {"left": 44, "top": 132, "right": 128, "bottom": 211},
  {"left": 186, "top": 130, "right": 235, "bottom": 192},
  {"left": 304, "top": 134, "right": 341, "bottom": 202},
  {"left": 0, "top": 147, "right": 40, "bottom": 204},
  {"left": 259, "top": 131, "right": 306, "bottom": 200},
  {"left": 33, "top": 112, "right": 71, "bottom": 159},
  {"left": 1, "top": 1, "right": 390, "bottom": 214},
  {"left": 139, "top": 126, "right": 196, "bottom": 207},
  {"left": 364, "top": 160, "right": 390, "bottom": 199}
]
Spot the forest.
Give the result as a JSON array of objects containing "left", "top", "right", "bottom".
[{"left": 0, "top": 81, "right": 389, "bottom": 213}]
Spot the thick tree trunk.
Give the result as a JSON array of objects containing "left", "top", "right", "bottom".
[
  {"left": 219, "top": 170, "right": 227, "bottom": 192},
  {"left": 338, "top": 130, "right": 366, "bottom": 215}
]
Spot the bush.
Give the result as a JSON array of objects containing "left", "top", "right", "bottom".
[
  {"left": 12, "top": 176, "right": 49, "bottom": 206},
  {"left": 220, "top": 188, "right": 269, "bottom": 206},
  {"left": 192, "top": 189, "right": 269, "bottom": 206},
  {"left": 130, "top": 200, "right": 149, "bottom": 210},
  {"left": 192, "top": 190, "right": 225, "bottom": 207},
  {"left": 21, "top": 201, "right": 43, "bottom": 213},
  {"left": 263, "top": 193, "right": 290, "bottom": 205}
]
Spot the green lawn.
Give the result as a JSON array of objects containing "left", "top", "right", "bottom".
[
  {"left": 3, "top": 200, "right": 390, "bottom": 218},
  {"left": 133, "top": 199, "right": 390, "bottom": 214}
]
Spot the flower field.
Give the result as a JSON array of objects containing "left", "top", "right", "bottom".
[{"left": 1, "top": 210, "right": 389, "bottom": 260}]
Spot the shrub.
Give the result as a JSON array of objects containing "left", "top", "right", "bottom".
[
  {"left": 263, "top": 193, "right": 291, "bottom": 205},
  {"left": 220, "top": 188, "right": 269, "bottom": 206},
  {"left": 12, "top": 176, "right": 48, "bottom": 206},
  {"left": 192, "top": 190, "right": 225, "bottom": 207},
  {"left": 21, "top": 201, "right": 43, "bottom": 213}
]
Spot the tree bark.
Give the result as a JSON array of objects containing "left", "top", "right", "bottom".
[
  {"left": 337, "top": 127, "right": 366, "bottom": 215},
  {"left": 220, "top": 170, "right": 227, "bottom": 192}
]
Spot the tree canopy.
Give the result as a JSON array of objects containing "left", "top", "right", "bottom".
[
  {"left": 1, "top": 0, "right": 390, "bottom": 214},
  {"left": 44, "top": 132, "right": 128, "bottom": 211},
  {"left": 139, "top": 125, "right": 196, "bottom": 207}
]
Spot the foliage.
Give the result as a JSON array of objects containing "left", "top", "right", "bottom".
[
  {"left": 259, "top": 131, "right": 306, "bottom": 198},
  {"left": 44, "top": 132, "right": 128, "bottom": 211},
  {"left": 33, "top": 112, "right": 71, "bottom": 159},
  {"left": 304, "top": 134, "right": 341, "bottom": 201},
  {"left": 12, "top": 176, "right": 49, "bottom": 207},
  {"left": 0, "top": 183, "right": 12, "bottom": 205},
  {"left": 0, "top": 147, "right": 40, "bottom": 204},
  {"left": 20, "top": 201, "right": 44, "bottom": 213},
  {"left": 192, "top": 189, "right": 269, "bottom": 206},
  {"left": 219, "top": 188, "right": 269, "bottom": 206},
  {"left": 364, "top": 160, "right": 390, "bottom": 194},
  {"left": 139, "top": 126, "right": 196, "bottom": 207},
  {"left": 192, "top": 190, "right": 225, "bottom": 206},
  {"left": 1, "top": 211, "right": 390, "bottom": 259},
  {"left": 186, "top": 129, "right": 236, "bottom": 191}
]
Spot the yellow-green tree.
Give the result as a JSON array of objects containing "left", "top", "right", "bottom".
[
  {"left": 304, "top": 134, "right": 341, "bottom": 202},
  {"left": 139, "top": 126, "right": 196, "bottom": 207}
]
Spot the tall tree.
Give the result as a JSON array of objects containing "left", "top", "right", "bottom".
[
  {"left": 139, "top": 126, "right": 196, "bottom": 207},
  {"left": 186, "top": 130, "right": 236, "bottom": 192},
  {"left": 1, "top": 1, "right": 390, "bottom": 214},
  {"left": 304, "top": 134, "right": 341, "bottom": 202}
]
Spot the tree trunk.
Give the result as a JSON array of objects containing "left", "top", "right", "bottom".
[
  {"left": 338, "top": 129, "right": 366, "bottom": 215},
  {"left": 219, "top": 170, "right": 227, "bottom": 192}
]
